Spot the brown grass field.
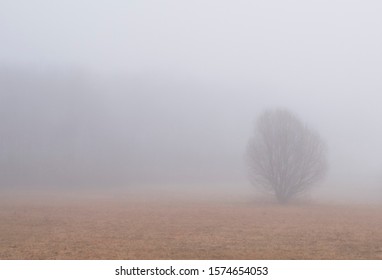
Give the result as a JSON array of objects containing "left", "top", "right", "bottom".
[{"left": 1, "top": 189, "right": 382, "bottom": 259}]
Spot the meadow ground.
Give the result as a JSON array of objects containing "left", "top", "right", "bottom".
[{"left": 1, "top": 189, "right": 382, "bottom": 259}]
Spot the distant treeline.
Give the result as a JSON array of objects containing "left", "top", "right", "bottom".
[
  {"left": 0, "top": 68, "right": 242, "bottom": 188},
  {"left": 0, "top": 68, "right": 131, "bottom": 188}
]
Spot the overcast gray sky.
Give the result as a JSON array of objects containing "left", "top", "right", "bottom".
[{"left": 1, "top": 1, "right": 382, "bottom": 196}]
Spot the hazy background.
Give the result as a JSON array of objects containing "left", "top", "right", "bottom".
[{"left": 1, "top": 0, "right": 382, "bottom": 201}]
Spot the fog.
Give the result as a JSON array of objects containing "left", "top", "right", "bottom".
[{"left": 1, "top": 1, "right": 382, "bottom": 202}]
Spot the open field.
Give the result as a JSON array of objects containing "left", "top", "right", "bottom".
[{"left": 1, "top": 190, "right": 382, "bottom": 259}]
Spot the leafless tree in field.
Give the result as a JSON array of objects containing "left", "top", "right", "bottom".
[{"left": 247, "top": 109, "right": 327, "bottom": 204}]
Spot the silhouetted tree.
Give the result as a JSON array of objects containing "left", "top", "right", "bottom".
[{"left": 247, "top": 109, "right": 327, "bottom": 204}]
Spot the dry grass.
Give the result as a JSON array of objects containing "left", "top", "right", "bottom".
[{"left": 1, "top": 190, "right": 382, "bottom": 259}]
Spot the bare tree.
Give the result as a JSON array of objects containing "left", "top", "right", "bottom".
[{"left": 247, "top": 109, "right": 327, "bottom": 204}]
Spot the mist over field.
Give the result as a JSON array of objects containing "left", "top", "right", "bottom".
[
  {"left": 3, "top": 1, "right": 382, "bottom": 261},
  {"left": 1, "top": 0, "right": 382, "bottom": 203}
]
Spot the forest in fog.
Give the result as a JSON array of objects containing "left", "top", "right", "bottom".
[{"left": 1, "top": 1, "right": 382, "bottom": 203}]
